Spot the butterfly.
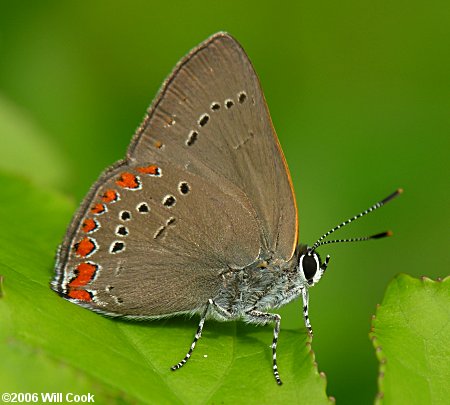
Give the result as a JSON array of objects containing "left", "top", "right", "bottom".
[{"left": 52, "top": 32, "right": 401, "bottom": 384}]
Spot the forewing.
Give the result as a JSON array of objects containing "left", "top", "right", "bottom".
[
  {"left": 128, "top": 32, "right": 298, "bottom": 261},
  {"left": 52, "top": 160, "right": 260, "bottom": 317}
]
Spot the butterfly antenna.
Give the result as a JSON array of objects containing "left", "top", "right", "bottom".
[
  {"left": 311, "top": 189, "right": 403, "bottom": 252},
  {"left": 313, "top": 231, "right": 393, "bottom": 249}
]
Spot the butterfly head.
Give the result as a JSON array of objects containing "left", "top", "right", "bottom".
[
  {"left": 296, "top": 189, "right": 403, "bottom": 288},
  {"left": 298, "top": 247, "right": 328, "bottom": 287}
]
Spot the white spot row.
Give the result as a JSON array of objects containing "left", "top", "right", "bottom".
[{"left": 186, "top": 91, "right": 248, "bottom": 147}]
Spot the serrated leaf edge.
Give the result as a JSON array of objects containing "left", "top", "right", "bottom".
[
  {"left": 305, "top": 338, "right": 336, "bottom": 403},
  {"left": 368, "top": 273, "right": 449, "bottom": 405}
]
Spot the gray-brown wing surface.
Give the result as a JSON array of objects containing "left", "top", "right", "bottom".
[
  {"left": 128, "top": 32, "right": 298, "bottom": 261},
  {"left": 53, "top": 160, "right": 260, "bottom": 316},
  {"left": 52, "top": 32, "right": 298, "bottom": 317}
]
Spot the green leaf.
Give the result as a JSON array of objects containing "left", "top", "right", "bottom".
[
  {"left": 0, "top": 172, "right": 332, "bottom": 404},
  {"left": 370, "top": 274, "right": 450, "bottom": 405},
  {"left": 0, "top": 95, "right": 68, "bottom": 189}
]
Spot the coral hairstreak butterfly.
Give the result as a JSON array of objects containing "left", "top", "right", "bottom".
[{"left": 52, "top": 32, "right": 402, "bottom": 384}]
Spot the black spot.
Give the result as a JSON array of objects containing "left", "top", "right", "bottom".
[
  {"left": 116, "top": 297, "right": 124, "bottom": 304},
  {"left": 154, "top": 226, "right": 165, "bottom": 239},
  {"left": 116, "top": 226, "right": 128, "bottom": 236},
  {"left": 137, "top": 202, "right": 149, "bottom": 213},
  {"left": 211, "top": 102, "right": 220, "bottom": 111},
  {"left": 186, "top": 130, "right": 198, "bottom": 146},
  {"left": 225, "top": 99, "right": 234, "bottom": 108},
  {"left": 199, "top": 114, "right": 209, "bottom": 126},
  {"left": 238, "top": 92, "right": 247, "bottom": 103},
  {"left": 111, "top": 241, "right": 125, "bottom": 253},
  {"left": 120, "top": 211, "right": 131, "bottom": 221},
  {"left": 179, "top": 182, "right": 190, "bottom": 195},
  {"left": 106, "top": 285, "right": 114, "bottom": 292},
  {"left": 167, "top": 217, "right": 176, "bottom": 225},
  {"left": 163, "top": 195, "right": 176, "bottom": 207}
]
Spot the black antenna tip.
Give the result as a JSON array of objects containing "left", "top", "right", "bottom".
[
  {"left": 381, "top": 188, "right": 404, "bottom": 205},
  {"left": 371, "top": 231, "right": 393, "bottom": 239}
]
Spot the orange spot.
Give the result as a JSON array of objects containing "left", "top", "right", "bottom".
[
  {"left": 116, "top": 172, "right": 140, "bottom": 189},
  {"left": 137, "top": 165, "right": 160, "bottom": 176},
  {"left": 91, "top": 203, "right": 106, "bottom": 215},
  {"left": 69, "top": 262, "right": 98, "bottom": 287},
  {"left": 154, "top": 140, "right": 163, "bottom": 149},
  {"left": 75, "top": 237, "right": 96, "bottom": 257},
  {"left": 101, "top": 189, "right": 119, "bottom": 203},
  {"left": 68, "top": 289, "right": 92, "bottom": 301},
  {"left": 82, "top": 218, "right": 97, "bottom": 233}
]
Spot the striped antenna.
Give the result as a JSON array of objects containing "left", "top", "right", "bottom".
[
  {"left": 311, "top": 189, "right": 403, "bottom": 252},
  {"left": 313, "top": 231, "right": 392, "bottom": 249}
]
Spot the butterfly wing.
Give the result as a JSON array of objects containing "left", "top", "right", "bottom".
[
  {"left": 52, "top": 161, "right": 260, "bottom": 316},
  {"left": 53, "top": 32, "right": 298, "bottom": 317},
  {"left": 128, "top": 32, "right": 298, "bottom": 261}
]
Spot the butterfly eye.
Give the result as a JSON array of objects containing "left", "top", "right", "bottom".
[{"left": 300, "top": 253, "right": 319, "bottom": 282}]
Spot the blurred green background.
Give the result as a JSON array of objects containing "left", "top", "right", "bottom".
[{"left": 1, "top": 1, "right": 448, "bottom": 403}]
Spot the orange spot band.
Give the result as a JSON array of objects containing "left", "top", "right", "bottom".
[
  {"left": 75, "top": 237, "right": 96, "bottom": 257},
  {"left": 67, "top": 289, "right": 92, "bottom": 301},
  {"left": 102, "top": 189, "right": 119, "bottom": 203},
  {"left": 82, "top": 218, "right": 97, "bottom": 233},
  {"left": 137, "top": 165, "right": 160, "bottom": 176},
  {"left": 68, "top": 262, "right": 98, "bottom": 287},
  {"left": 116, "top": 172, "right": 140, "bottom": 189},
  {"left": 91, "top": 203, "right": 106, "bottom": 215}
]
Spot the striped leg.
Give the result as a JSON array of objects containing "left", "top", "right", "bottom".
[
  {"left": 171, "top": 301, "right": 210, "bottom": 371},
  {"left": 245, "top": 310, "right": 283, "bottom": 385},
  {"left": 171, "top": 299, "right": 232, "bottom": 371},
  {"left": 301, "top": 287, "right": 313, "bottom": 336}
]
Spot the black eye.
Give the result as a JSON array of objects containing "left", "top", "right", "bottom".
[{"left": 301, "top": 255, "right": 318, "bottom": 281}]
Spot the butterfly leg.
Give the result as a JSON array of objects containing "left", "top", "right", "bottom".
[
  {"left": 245, "top": 310, "right": 283, "bottom": 385},
  {"left": 171, "top": 299, "right": 233, "bottom": 371},
  {"left": 301, "top": 287, "right": 313, "bottom": 336}
]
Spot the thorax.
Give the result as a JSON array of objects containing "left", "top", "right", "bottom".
[{"left": 213, "top": 252, "right": 304, "bottom": 317}]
